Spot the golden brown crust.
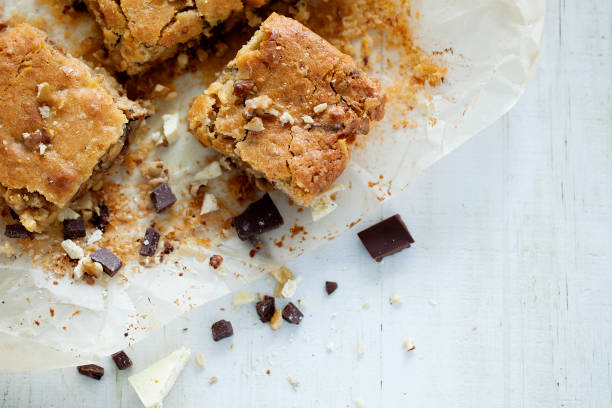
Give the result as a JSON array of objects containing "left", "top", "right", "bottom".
[
  {"left": 84, "top": 0, "right": 270, "bottom": 74},
  {"left": 0, "top": 24, "right": 144, "bottom": 232},
  {"left": 188, "top": 13, "right": 386, "bottom": 206}
]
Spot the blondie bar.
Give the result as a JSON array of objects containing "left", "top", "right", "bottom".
[
  {"left": 0, "top": 24, "right": 146, "bottom": 232},
  {"left": 84, "top": 0, "right": 270, "bottom": 75},
  {"left": 188, "top": 13, "right": 385, "bottom": 207}
]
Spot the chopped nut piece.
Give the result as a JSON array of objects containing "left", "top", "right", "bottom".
[
  {"left": 57, "top": 207, "right": 80, "bottom": 222},
  {"left": 140, "top": 161, "right": 165, "bottom": 180},
  {"left": 195, "top": 353, "right": 205, "bottom": 368},
  {"left": 82, "top": 257, "right": 103, "bottom": 278},
  {"left": 200, "top": 193, "right": 218, "bottom": 215},
  {"left": 311, "top": 184, "right": 345, "bottom": 221},
  {"left": 280, "top": 277, "right": 301, "bottom": 298},
  {"left": 233, "top": 80, "right": 255, "bottom": 97},
  {"left": 192, "top": 162, "right": 222, "bottom": 182},
  {"left": 313, "top": 103, "right": 328, "bottom": 114},
  {"left": 269, "top": 309, "right": 283, "bottom": 331},
  {"left": 87, "top": 229, "right": 103, "bottom": 245},
  {"left": 209, "top": 254, "right": 223, "bottom": 269},
  {"left": 244, "top": 117, "right": 265, "bottom": 132},
  {"left": 403, "top": 338, "right": 416, "bottom": 351},
  {"left": 162, "top": 113, "right": 180, "bottom": 144},
  {"left": 279, "top": 111, "right": 295, "bottom": 125},
  {"left": 209, "top": 376, "right": 218, "bottom": 385},
  {"left": 302, "top": 115, "right": 314, "bottom": 124},
  {"left": 389, "top": 295, "right": 404, "bottom": 305},
  {"left": 61, "top": 239, "right": 84, "bottom": 260}
]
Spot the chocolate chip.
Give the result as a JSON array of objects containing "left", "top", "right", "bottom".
[
  {"left": 233, "top": 80, "right": 255, "bottom": 97},
  {"left": 232, "top": 194, "right": 284, "bottom": 241},
  {"left": 163, "top": 241, "right": 174, "bottom": 254},
  {"left": 139, "top": 228, "right": 160, "bottom": 257},
  {"left": 77, "top": 364, "right": 104, "bottom": 380},
  {"left": 91, "top": 204, "right": 110, "bottom": 232},
  {"left": 211, "top": 319, "right": 233, "bottom": 341},
  {"left": 90, "top": 248, "right": 123, "bottom": 277},
  {"left": 209, "top": 254, "right": 223, "bottom": 269},
  {"left": 9, "top": 208, "right": 19, "bottom": 220},
  {"left": 111, "top": 350, "right": 132, "bottom": 370},
  {"left": 255, "top": 296, "right": 275, "bottom": 323},
  {"left": 282, "top": 302, "right": 303, "bottom": 325},
  {"left": 4, "top": 224, "right": 31, "bottom": 238},
  {"left": 357, "top": 214, "right": 414, "bottom": 262},
  {"left": 150, "top": 182, "right": 177, "bottom": 213},
  {"left": 63, "top": 218, "right": 86, "bottom": 239},
  {"left": 325, "top": 281, "right": 338, "bottom": 295}
]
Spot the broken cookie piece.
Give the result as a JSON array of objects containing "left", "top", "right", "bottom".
[
  {"left": 188, "top": 13, "right": 385, "bottom": 207},
  {"left": 0, "top": 24, "right": 146, "bottom": 233},
  {"left": 83, "top": 0, "right": 272, "bottom": 74}
]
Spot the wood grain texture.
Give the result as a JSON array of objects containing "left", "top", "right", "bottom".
[{"left": 1, "top": 0, "right": 611, "bottom": 406}]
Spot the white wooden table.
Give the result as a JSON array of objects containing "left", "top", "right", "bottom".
[{"left": 1, "top": 1, "right": 611, "bottom": 406}]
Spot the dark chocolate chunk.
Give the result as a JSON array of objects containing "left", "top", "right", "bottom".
[
  {"left": 162, "top": 241, "right": 174, "bottom": 254},
  {"left": 91, "top": 204, "right": 110, "bottom": 232},
  {"left": 211, "top": 319, "right": 233, "bottom": 341},
  {"left": 63, "top": 218, "right": 86, "bottom": 240},
  {"left": 232, "top": 194, "right": 284, "bottom": 241},
  {"left": 9, "top": 208, "right": 19, "bottom": 220},
  {"left": 325, "top": 281, "right": 338, "bottom": 295},
  {"left": 255, "top": 296, "right": 275, "bottom": 323},
  {"left": 209, "top": 254, "right": 223, "bottom": 269},
  {"left": 150, "top": 182, "right": 177, "bottom": 213},
  {"left": 77, "top": 364, "right": 104, "bottom": 380},
  {"left": 90, "top": 248, "right": 123, "bottom": 277},
  {"left": 282, "top": 302, "right": 304, "bottom": 325},
  {"left": 4, "top": 224, "right": 31, "bottom": 238},
  {"left": 139, "top": 228, "right": 160, "bottom": 257},
  {"left": 233, "top": 80, "right": 254, "bottom": 97},
  {"left": 357, "top": 214, "right": 414, "bottom": 262},
  {"left": 111, "top": 350, "right": 132, "bottom": 370}
]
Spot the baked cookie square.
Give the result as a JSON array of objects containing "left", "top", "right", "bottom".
[
  {"left": 0, "top": 24, "right": 146, "bottom": 232},
  {"left": 188, "top": 13, "right": 386, "bottom": 207},
  {"left": 84, "top": 0, "right": 270, "bottom": 74}
]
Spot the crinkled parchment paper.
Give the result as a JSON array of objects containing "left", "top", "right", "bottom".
[{"left": 0, "top": 0, "right": 544, "bottom": 370}]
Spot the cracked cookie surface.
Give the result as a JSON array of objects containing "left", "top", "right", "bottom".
[
  {"left": 84, "top": 0, "right": 270, "bottom": 74},
  {"left": 0, "top": 24, "right": 145, "bottom": 232},
  {"left": 188, "top": 13, "right": 385, "bottom": 207}
]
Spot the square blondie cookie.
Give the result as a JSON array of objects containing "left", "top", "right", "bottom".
[
  {"left": 0, "top": 24, "right": 146, "bottom": 233},
  {"left": 84, "top": 0, "right": 270, "bottom": 75},
  {"left": 188, "top": 13, "right": 386, "bottom": 207}
]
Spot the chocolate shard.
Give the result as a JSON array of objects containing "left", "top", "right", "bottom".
[
  {"left": 282, "top": 302, "right": 303, "bottom": 325},
  {"left": 232, "top": 194, "right": 284, "bottom": 241},
  {"left": 90, "top": 248, "right": 123, "bottom": 277},
  {"left": 357, "top": 214, "right": 414, "bottom": 262},
  {"left": 111, "top": 350, "right": 132, "bottom": 370},
  {"left": 139, "top": 227, "right": 160, "bottom": 257},
  {"left": 325, "top": 281, "right": 338, "bottom": 295},
  {"left": 9, "top": 208, "right": 19, "bottom": 220},
  {"left": 255, "top": 295, "right": 275, "bottom": 323},
  {"left": 91, "top": 204, "right": 110, "bottom": 232},
  {"left": 150, "top": 182, "right": 177, "bottom": 213},
  {"left": 233, "top": 80, "right": 255, "bottom": 97},
  {"left": 4, "top": 224, "right": 32, "bottom": 238},
  {"left": 63, "top": 218, "right": 86, "bottom": 240},
  {"left": 211, "top": 319, "right": 234, "bottom": 341},
  {"left": 77, "top": 364, "right": 104, "bottom": 380},
  {"left": 209, "top": 254, "right": 223, "bottom": 269}
]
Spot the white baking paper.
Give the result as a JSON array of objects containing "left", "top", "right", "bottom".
[{"left": 0, "top": 0, "right": 545, "bottom": 370}]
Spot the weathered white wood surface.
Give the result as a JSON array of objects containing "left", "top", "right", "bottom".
[{"left": 0, "top": 0, "right": 610, "bottom": 406}]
